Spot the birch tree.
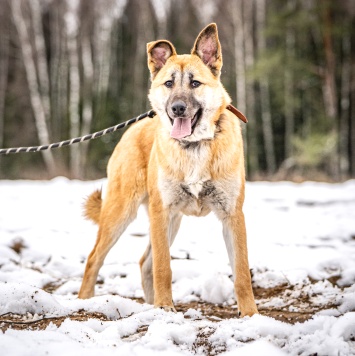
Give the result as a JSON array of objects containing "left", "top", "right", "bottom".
[
  {"left": 65, "top": 0, "right": 81, "bottom": 177},
  {"left": 10, "top": 0, "right": 56, "bottom": 175},
  {"left": 29, "top": 0, "right": 51, "bottom": 127}
]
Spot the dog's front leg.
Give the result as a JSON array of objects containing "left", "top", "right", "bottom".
[
  {"left": 223, "top": 209, "right": 258, "bottom": 317},
  {"left": 148, "top": 197, "right": 176, "bottom": 312},
  {"left": 140, "top": 212, "right": 182, "bottom": 305}
]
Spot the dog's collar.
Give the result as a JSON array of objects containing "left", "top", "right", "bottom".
[{"left": 226, "top": 104, "right": 248, "bottom": 123}]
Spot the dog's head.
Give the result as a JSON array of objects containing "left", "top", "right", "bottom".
[{"left": 147, "top": 23, "right": 231, "bottom": 143}]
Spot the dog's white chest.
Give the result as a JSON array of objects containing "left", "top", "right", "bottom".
[
  {"left": 185, "top": 180, "right": 204, "bottom": 198},
  {"left": 158, "top": 169, "right": 240, "bottom": 218}
]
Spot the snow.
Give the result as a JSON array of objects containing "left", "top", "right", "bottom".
[{"left": 0, "top": 178, "right": 355, "bottom": 355}]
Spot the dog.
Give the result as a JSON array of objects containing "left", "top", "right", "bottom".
[{"left": 78, "top": 23, "right": 258, "bottom": 317}]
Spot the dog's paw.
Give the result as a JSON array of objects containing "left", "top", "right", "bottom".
[
  {"left": 156, "top": 305, "right": 177, "bottom": 313},
  {"left": 238, "top": 306, "right": 259, "bottom": 318}
]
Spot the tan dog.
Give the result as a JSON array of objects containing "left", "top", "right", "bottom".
[{"left": 78, "top": 23, "right": 258, "bottom": 317}]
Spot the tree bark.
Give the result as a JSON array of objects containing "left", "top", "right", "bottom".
[{"left": 11, "top": 0, "right": 56, "bottom": 175}]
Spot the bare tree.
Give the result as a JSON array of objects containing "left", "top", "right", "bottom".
[
  {"left": 0, "top": 3, "right": 9, "bottom": 149},
  {"left": 79, "top": 34, "right": 94, "bottom": 175},
  {"left": 29, "top": 0, "right": 51, "bottom": 127},
  {"left": 10, "top": 0, "right": 56, "bottom": 175},
  {"left": 49, "top": 1, "right": 68, "bottom": 144},
  {"left": 64, "top": 0, "right": 81, "bottom": 177},
  {"left": 243, "top": 0, "right": 259, "bottom": 175}
]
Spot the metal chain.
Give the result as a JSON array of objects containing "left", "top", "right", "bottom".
[{"left": 0, "top": 110, "right": 156, "bottom": 155}]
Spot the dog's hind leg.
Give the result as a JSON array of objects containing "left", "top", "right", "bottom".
[
  {"left": 139, "top": 212, "right": 182, "bottom": 305},
  {"left": 78, "top": 187, "right": 145, "bottom": 299}
]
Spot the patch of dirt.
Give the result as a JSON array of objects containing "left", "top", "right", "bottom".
[
  {"left": 8, "top": 238, "right": 27, "bottom": 255},
  {"left": 253, "top": 282, "right": 337, "bottom": 323},
  {"left": 132, "top": 279, "right": 336, "bottom": 325},
  {"left": 192, "top": 327, "right": 225, "bottom": 355},
  {"left": 0, "top": 311, "right": 110, "bottom": 332},
  {"left": 42, "top": 281, "right": 65, "bottom": 293},
  {"left": 1, "top": 278, "right": 339, "bottom": 336}
]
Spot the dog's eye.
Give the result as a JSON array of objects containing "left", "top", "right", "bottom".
[
  {"left": 164, "top": 80, "right": 173, "bottom": 88},
  {"left": 191, "top": 80, "right": 201, "bottom": 88}
]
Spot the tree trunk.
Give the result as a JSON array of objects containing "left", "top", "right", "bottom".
[
  {"left": 284, "top": 0, "right": 296, "bottom": 160},
  {"left": 350, "top": 55, "right": 355, "bottom": 177},
  {"left": 232, "top": 0, "right": 248, "bottom": 173},
  {"left": 351, "top": 101, "right": 355, "bottom": 177},
  {"left": 93, "top": 1, "right": 115, "bottom": 114},
  {"left": 321, "top": 3, "right": 338, "bottom": 121},
  {"left": 65, "top": 0, "right": 81, "bottom": 178},
  {"left": 256, "top": 0, "right": 276, "bottom": 175},
  {"left": 151, "top": 0, "right": 170, "bottom": 37},
  {"left": 11, "top": 0, "right": 56, "bottom": 175},
  {"left": 132, "top": 0, "right": 154, "bottom": 113},
  {"left": 243, "top": 0, "right": 259, "bottom": 176},
  {"left": 29, "top": 0, "right": 51, "bottom": 131},
  {"left": 339, "top": 27, "right": 351, "bottom": 179},
  {"left": 233, "top": 0, "right": 247, "bottom": 116},
  {"left": 79, "top": 35, "right": 94, "bottom": 176},
  {"left": 0, "top": 9, "right": 9, "bottom": 149},
  {"left": 321, "top": 2, "right": 339, "bottom": 179}
]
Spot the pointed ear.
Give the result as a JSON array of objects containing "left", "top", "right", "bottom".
[
  {"left": 191, "top": 23, "right": 222, "bottom": 76},
  {"left": 147, "top": 40, "right": 177, "bottom": 79}
]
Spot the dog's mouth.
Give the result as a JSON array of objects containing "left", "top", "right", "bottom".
[{"left": 169, "top": 109, "right": 202, "bottom": 140}]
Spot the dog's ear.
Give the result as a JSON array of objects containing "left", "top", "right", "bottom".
[
  {"left": 147, "top": 40, "right": 177, "bottom": 79},
  {"left": 191, "top": 23, "right": 222, "bottom": 77}
]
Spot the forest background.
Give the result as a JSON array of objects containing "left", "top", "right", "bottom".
[{"left": 0, "top": 0, "right": 354, "bottom": 181}]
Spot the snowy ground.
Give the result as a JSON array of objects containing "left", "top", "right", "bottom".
[{"left": 0, "top": 178, "right": 354, "bottom": 355}]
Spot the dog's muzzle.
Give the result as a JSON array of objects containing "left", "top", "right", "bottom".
[{"left": 169, "top": 102, "right": 202, "bottom": 140}]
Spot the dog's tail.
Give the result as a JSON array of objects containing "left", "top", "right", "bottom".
[{"left": 84, "top": 189, "right": 102, "bottom": 224}]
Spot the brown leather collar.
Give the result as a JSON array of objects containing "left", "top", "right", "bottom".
[{"left": 226, "top": 104, "right": 248, "bottom": 123}]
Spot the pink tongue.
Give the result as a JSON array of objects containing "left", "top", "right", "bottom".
[{"left": 170, "top": 118, "right": 192, "bottom": 139}]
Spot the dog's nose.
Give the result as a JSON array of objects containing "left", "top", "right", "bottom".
[{"left": 171, "top": 101, "right": 187, "bottom": 116}]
